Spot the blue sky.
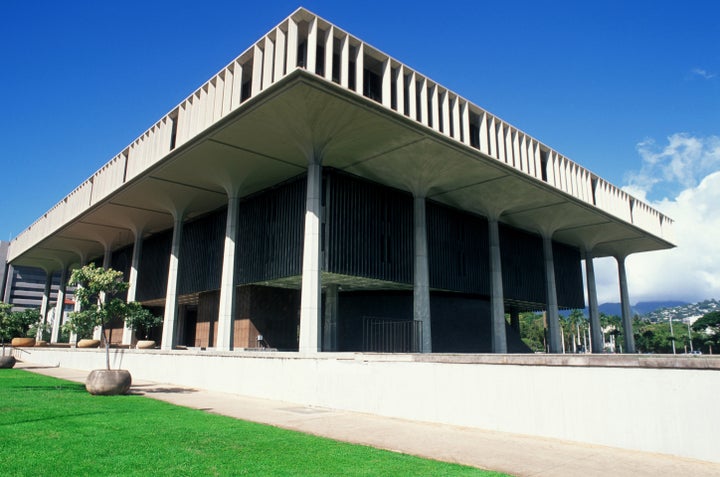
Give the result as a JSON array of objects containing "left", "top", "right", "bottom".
[{"left": 1, "top": 0, "right": 719, "bottom": 304}]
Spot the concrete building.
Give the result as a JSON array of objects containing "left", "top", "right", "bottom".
[
  {"left": 1, "top": 241, "right": 75, "bottom": 339},
  {"left": 5, "top": 7, "right": 673, "bottom": 354}
]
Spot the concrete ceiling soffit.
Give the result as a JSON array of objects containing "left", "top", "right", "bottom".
[
  {"left": 29, "top": 235, "right": 103, "bottom": 266},
  {"left": 593, "top": 235, "right": 669, "bottom": 258},
  {"left": 554, "top": 221, "right": 631, "bottom": 252},
  {"left": 342, "top": 138, "right": 504, "bottom": 197},
  {"left": 211, "top": 79, "right": 424, "bottom": 167},
  {"left": 431, "top": 175, "right": 553, "bottom": 221},
  {"left": 154, "top": 140, "right": 305, "bottom": 198},
  {"left": 64, "top": 220, "right": 134, "bottom": 250},
  {"left": 502, "top": 200, "right": 605, "bottom": 238},
  {"left": 109, "top": 175, "right": 227, "bottom": 221},
  {"left": 11, "top": 246, "right": 80, "bottom": 271},
  {"left": 83, "top": 202, "right": 173, "bottom": 237}
]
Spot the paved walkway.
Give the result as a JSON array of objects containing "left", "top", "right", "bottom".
[{"left": 15, "top": 362, "right": 720, "bottom": 477}]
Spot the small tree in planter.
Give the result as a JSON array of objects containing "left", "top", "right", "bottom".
[
  {"left": 10, "top": 308, "right": 44, "bottom": 347},
  {"left": 61, "top": 309, "right": 98, "bottom": 344},
  {"left": 0, "top": 302, "right": 16, "bottom": 368},
  {"left": 124, "top": 303, "right": 163, "bottom": 348},
  {"left": 64, "top": 263, "right": 150, "bottom": 395}
]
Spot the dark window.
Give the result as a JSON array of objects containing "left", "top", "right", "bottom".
[
  {"left": 437, "top": 93, "right": 444, "bottom": 133},
  {"left": 363, "top": 69, "right": 381, "bottom": 102},
  {"left": 169, "top": 115, "right": 178, "bottom": 150},
  {"left": 403, "top": 75, "right": 411, "bottom": 116},
  {"left": 469, "top": 121, "right": 480, "bottom": 149},
  {"left": 297, "top": 41, "right": 307, "bottom": 68},
  {"left": 332, "top": 52, "right": 340, "bottom": 83},
  {"left": 349, "top": 59, "right": 356, "bottom": 91},
  {"left": 426, "top": 88, "right": 433, "bottom": 128},
  {"left": 241, "top": 80, "right": 252, "bottom": 102},
  {"left": 315, "top": 44, "right": 325, "bottom": 76},
  {"left": 540, "top": 150, "right": 549, "bottom": 182},
  {"left": 390, "top": 69, "right": 397, "bottom": 110},
  {"left": 591, "top": 178, "right": 598, "bottom": 205},
  {"left": 415, "top": 82, "right": 422, "bottom": 122}
]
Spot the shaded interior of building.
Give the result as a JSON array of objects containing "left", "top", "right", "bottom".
[{"left": 91, "top": 169, "right": 584, "bottom": 353}]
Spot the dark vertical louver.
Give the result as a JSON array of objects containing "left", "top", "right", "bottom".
[
  {"left": 325, "top": 171, "right": 413, "bottom": 284},
  {"left": 499, "top": 225, "right": 584, "bottom": 309},
  {"left": 553, "top": 242, "right": 585, "bottom": 309},
  {"left": 136, "top": 229, "right": 172, "bottom": 301},
  {"left": 500, "top": 225, "right": 546, "bottom": 306},
  {"left": 235, "top": 176, "right": 305, "bottom": 284},
  {"left": 110, "top": 245, "right": 133, "bottom": 302},
  {"left": 427, "top": 201, "right": 490, "bottom": 294},
  {"left": 179, "top": 209, "right": 226, "bottom": 295}
]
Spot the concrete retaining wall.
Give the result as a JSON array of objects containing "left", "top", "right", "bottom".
[{"left": 15, "top": 348, "right": 720, "bottom": 463}]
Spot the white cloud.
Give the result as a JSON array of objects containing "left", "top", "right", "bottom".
[
  {"left": 594, "top": 134, "right": 720, "bottom": 304},
  {"left": 626, "top": 133, "right": 720, "bottom": 200},
  {"left": 691, "top": 68, "right": 716, "bottom": 80}
]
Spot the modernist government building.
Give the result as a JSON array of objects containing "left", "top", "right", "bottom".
[{"left": 3, "top": 7, "right": 674, "bottom": 356}]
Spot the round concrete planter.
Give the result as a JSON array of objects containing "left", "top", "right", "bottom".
[
  {"left": 11, "top": 337, "right": 36, "bottom": 347},
  {"left": 0, "top": 355, "right": 16, "bottom": 368},
  {"left": 77, "top": 339, "right": 101, "bottom": 348},
  {"left": 85, "top": 369, "right": 132, "bottom": 395},
  {"left": 136, "top": 340, "right": 156, "bottom": 349}
]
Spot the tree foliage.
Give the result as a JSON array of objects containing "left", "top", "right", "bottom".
[
  {"left": 517, "top": 307, "right": 718, "bottom": 354},
  {"left": 519, "top": 312, "right": 546, "bottom": 352},
  {"left": 691, "top": 311, "right": 720, "bottom": 353},
  {"left": 63, "top": 264, "right": 159, "bottom": 369},
  {"left": 123, "top": 302, "right": 163, "bottom": 340},
  {"left": 560, "top": 309, "right": 589, "bottom": 352},
  {"left": 0, "top": 303, "right": 43, "bottom": 344},
  {"left": 63, "top": 264, "right": 129, "bottom": 342},
  {"left": 692, "top": 311, "right": 720, "bottom": 333}
]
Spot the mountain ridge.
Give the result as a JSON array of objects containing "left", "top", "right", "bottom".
[{"left": 563, "top": 299, "right": 719, "bottom": 323}]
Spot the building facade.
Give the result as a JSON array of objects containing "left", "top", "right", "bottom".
[
  {"left": 1, "top": 241, "right": 75, "bottom": 340},
  {"left": 5, "top": 8, "right": 674, "bottom": 354}
]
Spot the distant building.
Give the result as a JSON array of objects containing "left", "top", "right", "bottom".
[
  {"left": 4, "top": 8, "right": 673, "bottom": 353},
  {"left": 1, "top": 241, "right": 74, "bottom": 338}
]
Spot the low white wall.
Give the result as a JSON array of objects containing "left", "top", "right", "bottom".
[{"left": 16, "top": 348, "right": 720, "bottom": 463}]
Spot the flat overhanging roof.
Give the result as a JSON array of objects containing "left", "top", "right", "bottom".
[
  {"left": 9, "top": 71, "right": 673, "bottom": 271},
  {"left": 7, "top": 7, "right": 674, "bottom": 271}
]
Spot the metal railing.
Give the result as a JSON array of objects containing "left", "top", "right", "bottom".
[{"left": 362, "top": 317, "right": 421, "bottom": 353}]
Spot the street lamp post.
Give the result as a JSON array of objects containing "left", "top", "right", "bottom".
[{"left": 669, "top": 316, "right": 676, "bottom": 355}]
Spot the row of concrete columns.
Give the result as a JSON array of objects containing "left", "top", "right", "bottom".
[
  {"left": 34, "top": 163, "right": 635, "bottom": 354},
  {"left": 293, "top": 164, "right": 636, "bottom": 354}
]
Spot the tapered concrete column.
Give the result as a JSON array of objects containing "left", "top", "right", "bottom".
[
  {"left": 216, "top": 195, "right": 240, "bottom": 351},
  {"left": 51, "top": 267, "right": 67, "bottom": 344},
  {"left": 161, "top": 212, "right": 184, "bottom": 350},
  {"left": 542, "top": 235, "right": 561, "bottom": 353},
  {"left": 488, "top": 218, "right": 507, "bottom": 353},
  {"left": 323, "top": 284, "right": 339, "bottom": 351},
  {"left": 0, "top": 261, "right": 9, "bottom": 302},
  {"left": 93, "top": 247, "right": 113, "bottom": 341},
  {"left": 122, "top": 230, "right": 144, "bottom": 346},
  {"left": 38, "top": 271, "right": 53, "bottom": 340},
  {"left": 69, "top": 265, "right": 82, "bottom": 346},
  {"left": 585, "top": 249, "right": 603, "bottom": 353},
  {"left": 67, "top": 260, "right": 85, "bottom": 347},
  {"left": 414, "top": 196, "right": 432, "bottom": 353},
  {"left": 299, "top": 162, "right": 323, "bottom": 353},
  {"left": 617, "top": 255, "right": 636, "bottom": 353},
  {"left": 3, "top": 265, "right": 13, "bottom": 302}
]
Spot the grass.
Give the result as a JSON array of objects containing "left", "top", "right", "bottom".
[{"left": 0, "top": 370, "right": 508, "bottom": 476}]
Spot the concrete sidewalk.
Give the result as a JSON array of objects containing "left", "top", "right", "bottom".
[{"left": 14, "top": 362, "right": 720, "bottom": 477}]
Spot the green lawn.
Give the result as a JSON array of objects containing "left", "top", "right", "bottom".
[{"left": 0, "top": 370, "right": 507, "bottom": 476}]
